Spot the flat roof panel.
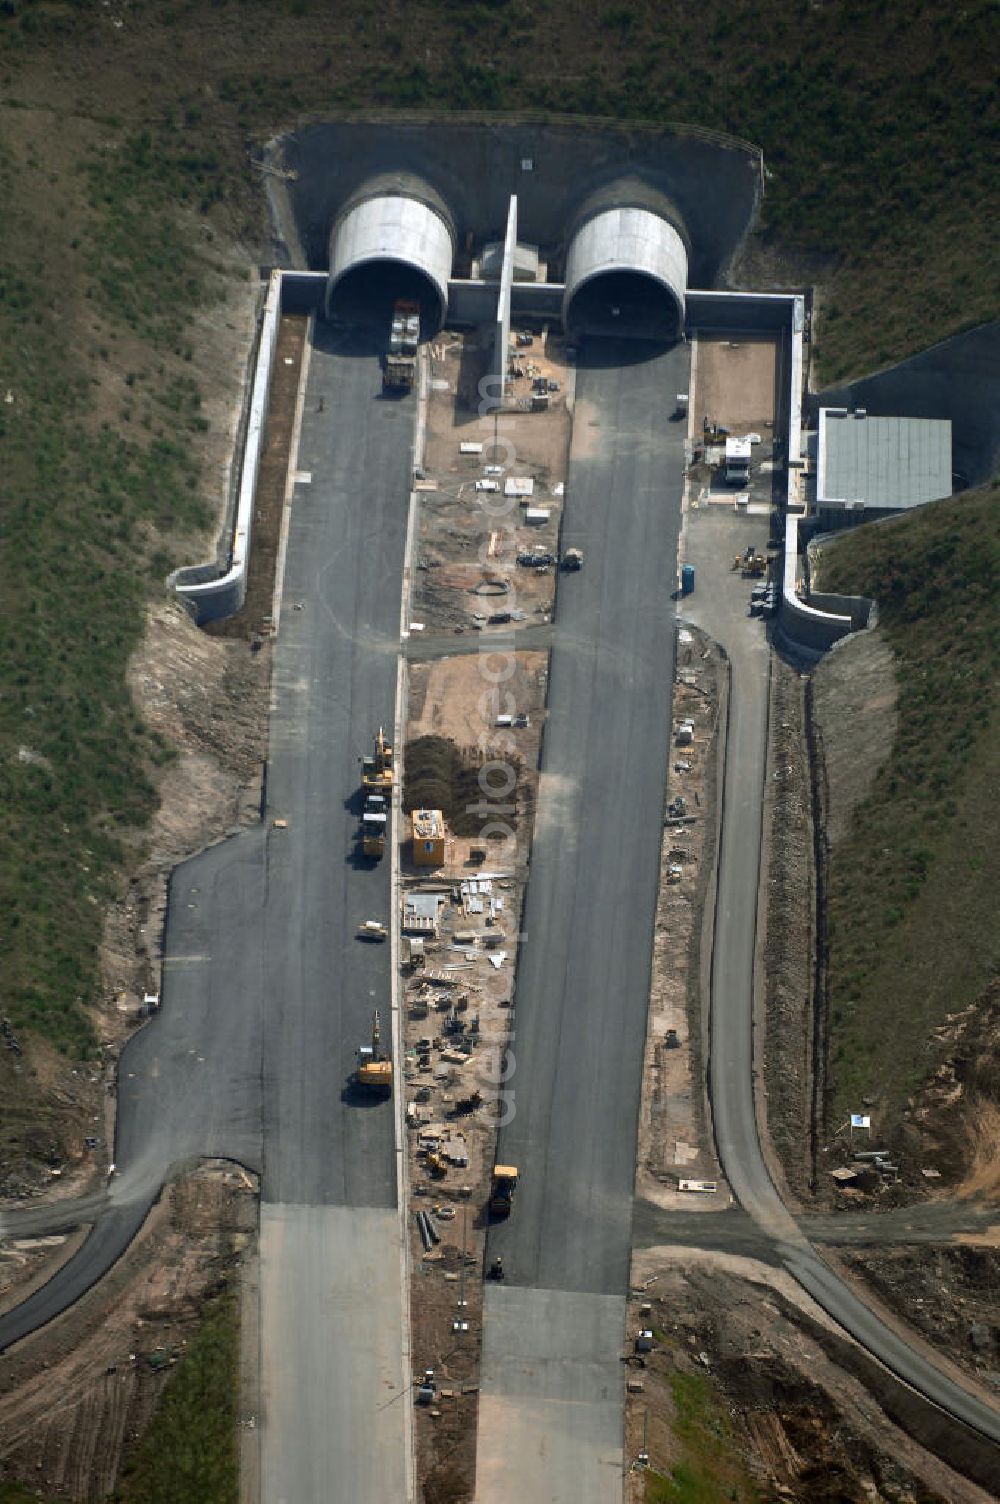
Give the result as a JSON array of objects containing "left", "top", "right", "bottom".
[{"left": 818, "top": 411, "right": 952, "bottom": 511}]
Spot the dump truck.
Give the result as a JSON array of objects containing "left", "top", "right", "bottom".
[
  {"left": 361, "top": 727, "right": 394, "bottom": 795},
  {"left": 361, "top": 793, "right": 388, "bottom": 859},
  {"left": 489, "top": 1163, "right": 518, "bottom": 1218},
  {"left": 382, "top": 299, "right": 420, "bottom": 393},
  {"left": 355, "top": 1009, "right": 393, "bottom": 1095}
]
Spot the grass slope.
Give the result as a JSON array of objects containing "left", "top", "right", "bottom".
[
  {"left": 816, "top": 482, "right": 1000, "bottom": 1122},
  {"left": 115, "top": 1290, "right": 240, "bottom": 1504},
  {"left": 0, "top": 1, "right": 995, "bottom": 1056},
  {"left": 645, "top": 1370, "right": 760, "bottom": 1503}
]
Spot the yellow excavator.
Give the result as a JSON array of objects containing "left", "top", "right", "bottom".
[
  {"left": 354, "top": 1010, "right": 393, "bottom": 1096},
  {"left": 361, "top": 726, "right": 394, "bottom": 796}
]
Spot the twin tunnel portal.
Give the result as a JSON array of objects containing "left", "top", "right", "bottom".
[{"left": 325, "top": 170, "right": 690, "bottom": 343}]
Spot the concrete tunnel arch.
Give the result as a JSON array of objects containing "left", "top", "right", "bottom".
[
  {"left": 563, "top": 181, "right": 689, "bottom": 340},
  {"left": 326, "top": 173, "right": 455, "bottom": 335}
]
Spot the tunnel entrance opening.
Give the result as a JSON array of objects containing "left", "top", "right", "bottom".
[
  {"left": 565, "top": 271, "right": 683, "bottom": 342},
  {"left": 326, "top": 259, "right": 445, "bottom": 338}
]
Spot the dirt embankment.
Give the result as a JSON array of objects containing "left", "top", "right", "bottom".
[
  {"left": 625, "top": 1253, "right": 995, "bottom": 1504},
  {"left": 1, "top": 267, "right": 286, "bottom": 1495},
  {"left": 762, "top": 629, "right": 900, "bottom": 1201},
  {"left": 0, "top": 1169, "right": 255, "bottom": 1502},
  {"left": 636, "top": 627, "right": 723, "bottom": 1205},
  {"left": 762, "top": 655, "right": 817, "bottom": 1199},
  {"left": 761, "top": 624, "right": 1000, "bottom": 1401}
]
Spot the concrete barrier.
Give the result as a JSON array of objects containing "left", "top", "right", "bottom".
[{"left": 169, "top": 272, "right": 328, "bottom": 625}]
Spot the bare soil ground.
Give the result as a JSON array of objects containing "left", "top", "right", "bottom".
[
  {"left": 407, "top": 653, "right": 546, "bottom": 772},
  {"left": 692, "top": 334, "right": 778, "bottom": 437},
  {"left": 761, "top": 655, "right": 817, "bottom": 1201},
  {"left": 0, "top": 1168, "right": 255, "bottom": 1502},
  {"left": 635, "top": 627, "right": 724, "bottom": 1209},
  {"left": 415, "top": 330, "right": 572, "bottom": 636},
  {"left": 624, "top": 1250, "right": 995, "bottom": 1504},
  {"left": 763, "top": 631, "right": 900, "bottom": 1204},
  {"left": 0, "top": 1038, "right": 108, "bottom": 1205},
  {"left": 403, "top": 652, "right": 548, "bottom": 1503}
]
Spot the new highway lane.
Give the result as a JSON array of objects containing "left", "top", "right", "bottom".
[
  {"left": 476, "top": 337, "right": 691, "bottom": 1504},
  {"left": 255, "top": 310, "right": 411, "bottom": 1504},
  {"left": 0, "top": 305, "right": 414, "bottom": 1502}
]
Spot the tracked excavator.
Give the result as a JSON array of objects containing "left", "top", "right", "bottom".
[
  {"left": 361, "top": 727, "right": 394, "bottom": 796},
  {"left": 354, "top": 1009, "right": 393, "bottom": 1096}
]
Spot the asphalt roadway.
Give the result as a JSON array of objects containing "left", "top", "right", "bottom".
[
  {"left": 477, "top": 336, "right": 691, "bottom": 1503},
  {"left": 679, "top": 505, "right": 1000, "bottom": 1458},
  {"left": 0, "top": 305, "right": 412, "bottom": 1500}
]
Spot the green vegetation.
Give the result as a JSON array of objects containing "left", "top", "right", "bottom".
[
  {"left": 816, "top": 482, "right": 1000, "bottom": 1120},
  {"left": 0, "top": 1487, "right": 59, "bottom": 1504},
  {"left": 645, "top": 1371, "right": 759, "bottom": 1503},
  {"left": 0, "top": 116, "right": 216, "bottom": 1051},
  {"left": 116, "top": 1289, "right": 240, "bottom": 1504}
]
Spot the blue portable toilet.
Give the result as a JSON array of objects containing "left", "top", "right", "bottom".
[{"left": 681, "top": 564, "right": 695, "bottom": 595}]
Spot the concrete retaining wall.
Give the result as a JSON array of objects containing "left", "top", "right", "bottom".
[
  {"left": 808, "top": 590, "right": 876, "bottom": 630},
  {"left": 685, "top": 289, "right": 798, "bottom": 333},
  {"left": 778, "top": 514, "right": 854, "bottom": 653},
  {"left": 171, "top": 271, "right": 325, "bottom": 625}
]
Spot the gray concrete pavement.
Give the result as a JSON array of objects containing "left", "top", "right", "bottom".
[
  {"left": 477, "top": 1289, "right": 626, "bottom": 1504},
  {"left": 476, "top": 337, "right": 690, "bottom": 1501},
  {"left": 259, "top": 1206, "right": 406, "bottom": 1504}
]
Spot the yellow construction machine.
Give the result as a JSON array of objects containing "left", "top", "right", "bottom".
[
  {"left": 739, "top": 546, "right": 767, "bottom": 578},
  {"left": 354, "top": 1010, "right": 393, "bottom": 1096},
  {"left": 361, "top": 793, "right": 388, "bottom": 860},
  {"left": 489, "top": 1163, "right": 518, "bottom": 1218},
  {"left": 361, "top": 726, "right": 394, "bottom": 796}
]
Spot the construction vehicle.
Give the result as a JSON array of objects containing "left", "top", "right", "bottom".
[
  {"left": 361, "top": 794, "right": 388, "bottom": 859},
  {"left": 741, "top": 546, "right": 767, "bottom": 578},
  {"left": 489, "top": 1163, "right": 518, "bottom": 1218},
  {"left": 361, "top": 727, "right": 394, "bottom": 795},
  {"left": 354, "top": 1009, "right": 393, "bottom": 1095},
  {"left": 382, "top": 299, "right": 420, "bottom": 393}
]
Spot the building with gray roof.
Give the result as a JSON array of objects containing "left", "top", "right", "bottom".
[{"left": 816, "top": 408, "right": 952, "bottom": 529}]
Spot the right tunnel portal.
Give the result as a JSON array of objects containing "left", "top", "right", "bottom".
[{"left": 562, "top": 198, "right": 689, "bottom": 341}]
